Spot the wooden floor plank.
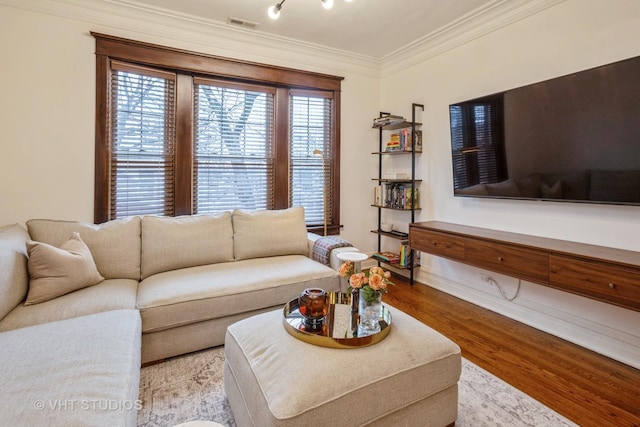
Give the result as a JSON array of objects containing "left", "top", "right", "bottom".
[{"left": 384, "top": 276, "right": 640, "bottom": 427}]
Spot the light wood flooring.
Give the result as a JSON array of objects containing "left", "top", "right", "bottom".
[{"left": 384, "top": 276, "right": 640, "bottom": 427}]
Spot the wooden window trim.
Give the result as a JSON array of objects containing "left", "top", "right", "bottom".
[
  {"left": 93, "top": 33, "right": 343, "bottom": 227},
  {"left": 92, "top": 32, "right": 342, "bottom": 91}
]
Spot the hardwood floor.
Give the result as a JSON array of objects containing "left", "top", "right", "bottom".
[{"left": 384, "top": 276, "right": 640, "bottom": 427}]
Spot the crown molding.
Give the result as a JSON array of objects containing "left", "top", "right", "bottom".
[
  {"left": 380, "top": 0, "right": 566, "bottom": 77},
  {"left": 1, "top": 0, "right": 566, "bottom": 80},
  {"left": 0, "top": 0, "right": 381, "bottom": 78}
]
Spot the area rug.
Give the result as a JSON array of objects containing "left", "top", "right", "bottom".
[{"left": 137, "top": 346, "right": 577, "bottom": 427}]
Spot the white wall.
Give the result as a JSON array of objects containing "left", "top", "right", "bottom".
[
  {"left": 1, "top": 0, "right": 638, "bottom": 367},
  {"left": 380, "top": 0, "right": 640, "bottom": 368},
  {"left": 0, "top": 0, "right": 380, "bottom": 237}
]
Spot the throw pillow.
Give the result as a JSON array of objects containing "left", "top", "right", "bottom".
[
  {"left": 26, "top": 216, "right": 141, "bottom": 280},
  {"left": 140, "top": 213, "right": 235, "bottom": 279},
  {"left": 25, "top": 232, "right": 104, "bottom": 305}
]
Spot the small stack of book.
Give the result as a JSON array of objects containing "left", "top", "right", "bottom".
[
  {"left": 372, "top": 251, "right": 400, "bottom": 264},
  {"left": 385, "top": 133, "right": 401, "bottom": 151},
  {"left": 373, "top": 115, "right": 405, "bottom": 128}
]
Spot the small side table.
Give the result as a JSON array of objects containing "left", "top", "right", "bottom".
[{"left": 336, "top": 251, "right": 368, "bottom": 270}]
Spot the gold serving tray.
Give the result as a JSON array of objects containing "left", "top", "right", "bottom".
[{"left": 283, "top": 292, "right": 392, "bottom": 348}]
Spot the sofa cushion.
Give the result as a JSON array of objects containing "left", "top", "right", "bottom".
[
  {"left": 141, "top": 213, "right": 234, "bottom": 280},
  {"left": 0, "top": 224, "right": 29, "bottom": 321},
  {"left": 0, "top": 278, "right": 138, "bottom": 332},
  {"left": 0, "top": 309, "right": 141, "bottom": 427},
  {"left": 137, "top": 255, "right": 339, "bottom": 333},
  {"left": 25, "top": 232, "right": 104, "bottom": 305},
  {"left": 232, "top": 207, "right": 309, "bottom": 261},
  {"left": 27, "top": 216, "right": 141, "bottom": 280}
]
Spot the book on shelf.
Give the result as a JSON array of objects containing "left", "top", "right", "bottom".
[
  {"left": 385, "top": 133, "right": 402, "bottom": 151},
  {"left": 401, "top": 129, "right": 422, "bottom": 152},
  {"left": 414, "top": 130, "right": 422, "bottom": 152},
  {"left": 405, "top": 187, "right": 419, "bottom": 210},
  {"left": 372, "top": 251, "right": 400, "bottom": 264},
  {"left": 382, "top": 183, "right": 419, "bottom": 210},
  {"left": 399, "top": 244, "right": 420, "bottom": 268},
  {"left": 373, "top": 115, "right": 405, "bottom": 128},
  {"left": 400, "top": 244, "right": 410, "bottom": 268},
  {"left": 373, "top": 185, "right": 382, "bottom": 206},
  {"left": 400, "top": 129, "right": 409, "bottom": 151}
]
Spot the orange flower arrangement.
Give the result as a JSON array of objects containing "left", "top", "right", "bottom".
[{"left": 338, "top": 261, "right": 393, "bottom": 303}]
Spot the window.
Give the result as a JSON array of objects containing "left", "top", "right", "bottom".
[
  {"left": 109, "top": 63, "right": 176, "bottom": 218},
  {"left": 193, "top": 79, "right": 275, "bottom": 213},
  {"left": 93, "top": 33, "right": 342, "bottom": 233},
  {"left": 289, "top": 91, "right": 334, "bottom": 228}
]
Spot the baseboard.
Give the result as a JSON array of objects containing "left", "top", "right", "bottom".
[{"left": 415, "top": 267, "right": 640, "bottom": 370}]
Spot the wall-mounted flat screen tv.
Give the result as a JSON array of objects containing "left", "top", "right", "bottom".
[{"left": 449, "top": 55, "right": 640, "bottom": 206}]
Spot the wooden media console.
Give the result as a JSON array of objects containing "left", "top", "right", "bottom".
[{"left": 409, "top": 221, "right": 640, "bottom": 311}]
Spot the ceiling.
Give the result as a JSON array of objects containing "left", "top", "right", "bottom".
[{"left": 114, "top": 0, "right": 498, "bottom": 59}]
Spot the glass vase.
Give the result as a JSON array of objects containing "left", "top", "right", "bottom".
[
  {"left": 358, "top": 289, "right": 382, "bottom": 336},
  {"left": 298, "top": 288, "right": 327, "bottom": 331}
]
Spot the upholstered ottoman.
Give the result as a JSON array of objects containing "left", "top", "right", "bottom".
[{"left": 224, "top": 307, "right": 461, "bottom": 426}]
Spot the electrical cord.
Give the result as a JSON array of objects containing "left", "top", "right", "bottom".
[{"left": 486, "top": 276, "right": 521, "bottom": 301}]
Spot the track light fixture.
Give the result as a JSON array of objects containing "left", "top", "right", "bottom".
[
  {"left": 321, "top": 0, "right": 334, "bottom": 10},
  {"left": 267, "top": 0, "right": 285, "bottom": 19},
  {"left": 268, "top": 0, "right": 350, "bottom": 20}
]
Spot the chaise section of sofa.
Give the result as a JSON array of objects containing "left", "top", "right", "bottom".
[
  {"left": 0, "top": 220, "right": 142, "bottom": 426},
  {"left": 0, "top": 309, "right": 141, "bottom": 427}
]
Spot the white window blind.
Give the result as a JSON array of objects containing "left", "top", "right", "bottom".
[
  {"left": 193, "top": 80, "right": 275, "bottom": 214},
  {"left": 289, "top": 93, "right": 333, "bottom": 227},
  {"left": 109, "top": 63, "right": 176, "bottom": 219}
]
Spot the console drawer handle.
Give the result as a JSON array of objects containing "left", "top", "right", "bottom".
[
  {"left": 497, "top": 256, "right": 504, "bottom": 262},
  {"left": 609, "top": 283, "right": 617, "bottom": 289}
]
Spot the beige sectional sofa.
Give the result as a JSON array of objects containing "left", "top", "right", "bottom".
[{"left": 0, "top": 207, "right": 340, "bottom": 426}]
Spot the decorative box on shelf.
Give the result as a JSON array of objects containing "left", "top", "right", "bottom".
[{"left": 382, "top": 172, "right": 410, "bottom": 180}]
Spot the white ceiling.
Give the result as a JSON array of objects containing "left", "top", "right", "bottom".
[{"left": 113, "top": 0, "right": 498, "bottom": 59}]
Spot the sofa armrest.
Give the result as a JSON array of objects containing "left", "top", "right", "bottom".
[
  {"left": 307, "top": 233, "right": 360, "bottom": 271},
  {"left": 307, "top": 232, "right": 322, "bottom": 258}
]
